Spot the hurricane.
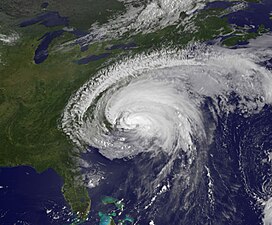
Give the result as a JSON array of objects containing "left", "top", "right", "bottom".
[{"left": 61, "top": 38, "right": 272, "bottom": 224}]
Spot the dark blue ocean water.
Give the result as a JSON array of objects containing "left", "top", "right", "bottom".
[
  {"left": 82, "top": 101, "right": 272, "bottom": 225},
  {"left": 5, "top": 0, "right": 272, "bottom": 224},
  {"left": 0, "top": 166, "right": 72, "bottom": 225},
  {"left": 2, "top": 103, "right": 271, "bottom": 224},
  {"left": 226, "top": 0, "right": 272, "bottom": 33}
]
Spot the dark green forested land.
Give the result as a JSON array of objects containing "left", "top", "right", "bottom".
[{"left": 0, "top": 0, "right": 268, "bottom": 221}]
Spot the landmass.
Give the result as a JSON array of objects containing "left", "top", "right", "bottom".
[{"left": 0, "top": 0, "right": 270, "bottom": 221}]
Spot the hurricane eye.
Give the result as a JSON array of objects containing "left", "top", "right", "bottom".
[{"left": 61, "top": 42, "right": 272, "bottom": 224}]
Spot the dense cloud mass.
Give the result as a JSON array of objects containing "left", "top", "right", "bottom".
[
  {"left": 62, "top": 42, "right": 272, "bottom": 154},
  {"left": 61, "top": 37, "right": 272, "bottom": 224}
]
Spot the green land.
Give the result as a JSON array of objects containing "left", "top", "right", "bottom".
[{"left": 0, "top": 0, "right": 268, "bottom": 221}]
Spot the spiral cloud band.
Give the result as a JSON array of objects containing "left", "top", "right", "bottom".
[
  {"left": 61, "top": 42, "right": 272, "bottom": 223},
  {"left": 62, "top": 43, "right": 272, "bottom": 159}
]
